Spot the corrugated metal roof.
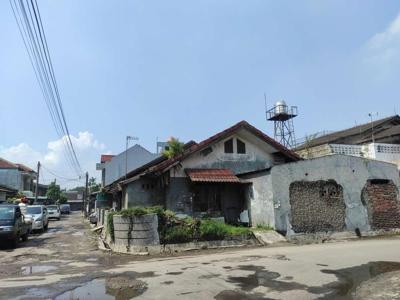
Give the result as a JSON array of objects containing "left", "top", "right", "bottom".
[{"left": 186, "top": 169, "right": 240, "bottom": 183}]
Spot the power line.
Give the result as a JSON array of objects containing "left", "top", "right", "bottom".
[
  {"left": 40, "top": 164, "right": 82, "bottom": 182},
  {"left": 10, "top": 0, "right": 83, "bottom": 176}
]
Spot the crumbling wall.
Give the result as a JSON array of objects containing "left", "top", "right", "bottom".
[
  {"left": 362, "top": 179, "right": 400, "bottom": 229},
  {"left": 289, "top": 180, "right": 346, "bottom": 233}
]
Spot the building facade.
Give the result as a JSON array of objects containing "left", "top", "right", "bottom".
[{"left": 0, "top": 158, "right": 37, "bottom": 192}]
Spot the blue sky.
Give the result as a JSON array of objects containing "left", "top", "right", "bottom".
[{"left": 1, "top": 1, "right": 400, "bottom": 187}]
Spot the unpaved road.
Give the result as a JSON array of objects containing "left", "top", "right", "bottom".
[{"left": 1, "top": 213, "right": 400, "bottom": 299}]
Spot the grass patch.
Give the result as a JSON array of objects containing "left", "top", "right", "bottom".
[
  {"left": 200, "top": 220, "right": 251, "bottom": 241},
  {"left": 253, "top": 224, "right": 274, "bottom": 231}
]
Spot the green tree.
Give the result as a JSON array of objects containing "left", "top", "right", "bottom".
[
  {"left": 46, "top": 181, "right": 61, "bottom": 202},
  {"left": 58, "top": 193, "right": 68, "bottom": 204},
  {"left": 162, "top": 137, "right": 184, "bottom": 158},
  {"left": 89, "top": 177, "right": 101, "bottom": 193},
  {"left": 69, "top": 186, "right": 85, "bottom": 193}
]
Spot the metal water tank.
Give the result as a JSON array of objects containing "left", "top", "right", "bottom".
[{"left": 275, "top": 100, "right": 287, "bottom": 114}]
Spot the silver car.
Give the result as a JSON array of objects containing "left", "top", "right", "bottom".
[{"left": 25, "top": 205, "right": 49, "bottom": 232}]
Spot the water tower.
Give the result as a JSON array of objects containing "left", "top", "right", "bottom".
[{"left": 266, "top": 100, "right": 298, "bottom": 148}]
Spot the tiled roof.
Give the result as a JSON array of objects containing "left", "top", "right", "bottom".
[
  {"left": 148, "top": 120, "right": 300, "bottom": 174},
  {"left": 113, "top": 121, "right": 300, "bottom": 188},
  {"left": 0, "top": 158, "right": 18, "bottom": 169},
  {"left": 16, "top": 163, "right": 35, "bottom": 173},
  {"left": 186, "top": 169, "right": 240, "bottom": 183},
  {"left": 100, "top": 154, "right": 115, "bottom": 163}
]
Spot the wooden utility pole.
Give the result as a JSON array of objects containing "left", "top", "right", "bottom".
[
  {"left": 84, "top": 172, "right": 89, "bottom": 217},
  {"left": 34, "top": 161, "right": 40, "bottom": 203}
]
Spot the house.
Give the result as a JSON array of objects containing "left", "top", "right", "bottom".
[
  {"left": 0, "top": 158, "right": 37, "bottom": 192},
  {"left": 35, "top": 183, "right": 49, "bottom": 197},
  {"left": 0, "top": 184, "right": 17, "bottom": 203},
  {"left": 65, "top": 191, "right": 84, "bottom": 211},
  {"left": 96, "top": 145, "right": 159, "bottom": 187},
  {"left": 102, "top": 121, "right": 400, "bottom": 235},
  {"left": 105, "top": 121, "right": 300, "bottom": 225},
  {"left": 295, "top": 115, "right": 400, "bottom": 168}
]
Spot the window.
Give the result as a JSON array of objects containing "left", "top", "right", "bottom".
[
  {"left": 237, "top": 139, "right": 246, "bottom": 154},
  {"left": 224, "top": 139, "right": 233, "bottom": 153}
]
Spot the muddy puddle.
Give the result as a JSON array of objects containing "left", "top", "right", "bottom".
[
  {"left": 55, "top": 276, "right": 147, "bottom": 300},
  {"left": 225, "top": 261, "right": 400, "bottom": 299},
  {"left": 21, "top": 265, "right": 58, "bottom": 275}
]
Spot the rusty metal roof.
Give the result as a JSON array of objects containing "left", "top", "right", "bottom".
[{"left": 186, "top": 169, "right": 241, "bottom": 183}]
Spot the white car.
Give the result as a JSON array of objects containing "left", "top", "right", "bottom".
[
  {"left": 46, "top": 205, "right": 61, "bottom": 220},
  {"left": 26, "top": 205, "right": 49, "bottom": 232}
]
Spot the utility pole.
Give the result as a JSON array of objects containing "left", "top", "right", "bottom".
[
  {"left": 84, "top": 172, "right": 89, "bottom": 217},
  {"left": 34, "top": 161, "right": 40, "bottom": 203}
]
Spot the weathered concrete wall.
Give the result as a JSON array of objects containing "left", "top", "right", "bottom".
[
  {"left": 362, "top": 180, "right": 400, "bottom": 229},
  {"left": 296, "top": 144, "right": 332, "bottom": 159},
  {"left": 171, "top": 130, "right": 276, "bottom": 178},
  {"left": 165, "top": 177, "right": 193, "bottom": 214},
  {"left": 113, "top": 213, "right": 160, "bottom": 247},
  {"left": 124, "top": 178, "right": 164, "bottom": 209},
  {"left": 0, "top": 169, "right": 21, "bottom": 191},
  {"left": 239, "top": 170, "right": 275, "bottom": 228},
  {"left": 289, "top": 180, "right": 346, "bottom": 233},
  {"left": 271, "top": 155, "right": 400, "bottom": 235}
]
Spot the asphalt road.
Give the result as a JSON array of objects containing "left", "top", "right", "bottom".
[{"left": 1, "top": 212, "right": 400, "bottom": 299}]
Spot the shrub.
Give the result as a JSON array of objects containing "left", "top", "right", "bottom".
[
  {"left": 163, "top": 225, "right": 194, "bottom": 244},
  {"left": 106, "top": 206, "right": 251, "bottom": 244}
]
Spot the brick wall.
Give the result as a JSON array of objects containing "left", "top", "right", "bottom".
[
  {"left": 362, "top": 180, "right": 400, "bottom": 229},
  {"left": 289, "top": 180, "right": 346, "bottom": 233}
]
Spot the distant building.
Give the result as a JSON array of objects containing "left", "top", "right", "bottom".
[
  {"left": 0, "top": 158, "right": 37, "bottom": 192},
  {"left": 96, "top": 145, "right": 159, "bottom": 187},
  {"left": 295, "top": 115, "right": 400, "bottom": 168},
  {"left": 65, "top": 191, "right": 84, "bottom": 211}
]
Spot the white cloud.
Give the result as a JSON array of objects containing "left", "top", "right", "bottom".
[
  {"left": 363, "top": 13, "right": 400, "bottom": 75},
  {"left": 0, "top": 132, "right": 107, "bottom": 189}
]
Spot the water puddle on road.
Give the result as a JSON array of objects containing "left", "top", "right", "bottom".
[
  {"left": 55, "top": 276, "right": 147, "bottom": 300},
  {"left": 225, "top": 261, "right": 400, "bottom": 299},
  {"left": 314, "top": 261, "right": 400, "bottom": 299},
  {"left": 21, "top": 265, "right": 58, "bottom": 275}
]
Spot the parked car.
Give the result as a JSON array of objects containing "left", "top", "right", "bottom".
[
  {"left": 25, "top": 205, "right": 49, "bottom": 232},
  {"left": 0, "top": 204, "right": 31, "bottom": 248},
  {"left": 19, "top": 203, "right": 33, "bottom": 225},
  {"left": 46, "top": 205, "right": 61, "bottom": 220},
  {"left": 60, "top": 204, "right": 71, "bottom": 214}
]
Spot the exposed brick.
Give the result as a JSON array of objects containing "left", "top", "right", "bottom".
[
  {"left": 362, "top": 180, "right": 400, "bottom": 230},
  {"left": 289, "top": 180, "right": 346, "bottom": 233}
]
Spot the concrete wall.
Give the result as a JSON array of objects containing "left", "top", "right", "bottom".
[
  {"left": 165, "top": 177, "right": 193, "bottom": 214},
  {"left": 271, "top": 155, "right": 400, "bottom": 235},
  {"left": 0, "top": 169, "right": 21, "bottom": 191},
  {"left": 124, "top": 178, "right": 164, "bottom": 209},
  {"left": 240, "top": 170, "right": 275, "bottom": 228},
  {"left": 104, "top": 145, "right": 158, "bottom": 186}
]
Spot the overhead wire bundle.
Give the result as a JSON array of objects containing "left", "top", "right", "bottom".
[{"left": 10, "top": 0, "right": 83, "bottom": 177}]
